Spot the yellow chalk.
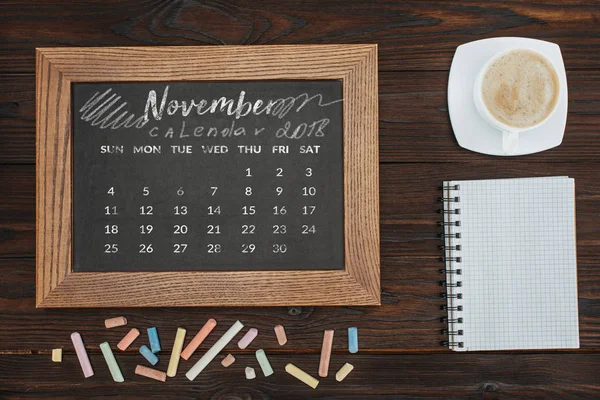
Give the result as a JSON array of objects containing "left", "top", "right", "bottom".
[
  {"left": 335, "top": 362, "right": 354, "bottom": 382},
  {"left": 167, "top": 328, "right": 186, "bottom": 377},
  {"left": 285, "top": 363, "right": 319, "bottom": 389},
  {"left": 51, "top": 348, "right": 62, "bottom": 362}
]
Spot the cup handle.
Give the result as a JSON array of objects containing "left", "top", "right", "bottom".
[{"left": 502, "top": 130, "right": 519, "bottom": 155}]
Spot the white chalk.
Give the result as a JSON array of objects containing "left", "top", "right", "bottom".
[
  {"left": 185, "top": 320, "right": 244, "bottom": 381},
  {"left": 245, "top": 366, "right": 256, "bottom": 380}
]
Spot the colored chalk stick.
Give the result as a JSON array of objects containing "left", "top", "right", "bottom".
[
  {"left": 117, "top": 328, "right": 140, "bottom": 351},
  {"left": 99, "top": 342, "right": 124, "bottom": 382},
  {"left": 181, "top": 318, "right": 217, "bottom": 360},
  {"left": 221, "top": 354, "right": 236, "bottom": 367},
  {"left": 139, "top": 345, "right": 159, "bottom": 365},
  {"left": 274, "top": 324, "right": 287, "bottom": 346},
  {"left": 135, "top": 365, "right": 166, "bottom": 382},
  {"left": 245, "top": 366, "right": 256, "bottom": 380},
  {"left": 256, "top": 349, "right": 274, "bottom": 377},
  {"left": 348, "top": 327, "right": 358, "bottom": 353},
  {"left": 285, "top": 363, "right": 319, "bottom": 389},
  {"left": 186, "top": 320, "right": 244, "bottom": 381},
  {"left": 318, "top": 329, "right": 334, "bottom": 377},
  {"left": 238, "top": 328, "right": 258, "bottom": 349},
  {"left": 51, "top": 348, "right": 62, "bottom": 362},
  {"left": 105, "top": 316, "right": 127, "bottom": 329},
  {"left": 167, "top": 328, "right": 186, "bottom": 377},
  {"left": 147, "top": 327, "right": 161, "bottom": 353},
  {"left": 71, "top": 332, "right": 94, "bottom": 378},
  {"left": 335, "top": 362, "right": 354, "bottom": 382}
]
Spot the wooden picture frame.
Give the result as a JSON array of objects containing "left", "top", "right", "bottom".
[{"left": 36, "top": 44, "right": 379, "bottom": 307}]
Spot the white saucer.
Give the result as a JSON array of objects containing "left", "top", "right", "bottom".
[{"left": 448, "top": 37, "right": 568, "bottom": 156}]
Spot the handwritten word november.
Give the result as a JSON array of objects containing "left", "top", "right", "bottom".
[{"left": 78, "top": 86, "right": 341, "bottom": 131}]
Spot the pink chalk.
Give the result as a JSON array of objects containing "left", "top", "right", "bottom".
[
  {"left": 274, "top": 324, "right": 287, "bottom": 346},
  {"left": 318, "top": 329, "right": 334, "bottom": 378},
  {"left": 221, "top": 353, "right": 236, "bottom": 367},
  {"left": 71, "top": 332, "right": 94, "bottom": 378},
  {"left": 237, "top": 328, "right": 258, "bottom": 349}
]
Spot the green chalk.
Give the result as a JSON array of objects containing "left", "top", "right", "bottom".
[
  {"left": 99, "top": 342, "right": 124, "bottom": 382},
  {"left": 256, "top": 349, "right": 274, "bottom": 377}
]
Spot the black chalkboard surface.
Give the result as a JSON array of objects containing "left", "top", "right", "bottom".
[{"left": 72, "top": 81, "right": 344, "bottom": 272}]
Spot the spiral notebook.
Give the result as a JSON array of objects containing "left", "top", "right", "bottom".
[{"left": 440, "top": 176, "right": 579, "bottom": 351}]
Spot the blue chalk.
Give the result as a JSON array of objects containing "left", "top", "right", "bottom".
[
  {"left": 348, "top": 327, "right": 358, "bottom": 354},
  {"left": 147, "top": 327, "right": 161, "bottom": 353},
  {"left": 139, "top": 345, "right": 159, "bottom": 365}
]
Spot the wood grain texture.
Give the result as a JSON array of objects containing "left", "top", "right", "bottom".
[
  {"left": 1, "top": 353, "right": 600, "bottom": 399},
  {"left": 35, "top": 45, "right": 380, "bottom": 307},
  {"left": 35, "top": 49, "right": 72, "bottom": 307},
  {"left": 8, "top": 163, "right": 600, "bottom": 260},
  {"left": 5, "top": 161, "right": 599, "bottom": 348},
  {"left": 39, "top": 45, "right": 372, "bottom": 81},
  {"left": 6, "top": 70, "right": 600, "bottom": 164},
  {"left": 3, "top": 0, "right": 600, "bottom": 397},
  {"left": 2, "top": 1, "right": 600, "bottom": 73},
  {"left": 0, "top": 252, "right": 598, "bottom": 351}
]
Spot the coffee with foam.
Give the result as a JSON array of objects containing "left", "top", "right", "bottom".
[{"left": 481, "top": 49, "right": 559, "bottom": 129}]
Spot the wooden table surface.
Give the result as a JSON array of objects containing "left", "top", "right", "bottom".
[{"left": 1, "top": 1, "right": 599, "bottom": 398}]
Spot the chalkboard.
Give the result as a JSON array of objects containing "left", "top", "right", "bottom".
[{"left": 72, "top": 81, "right": 344, "bottom": 272}]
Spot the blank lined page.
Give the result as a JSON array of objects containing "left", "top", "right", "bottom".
[{"left": 445, "top": 177, "right": 579, "bottom": 351}]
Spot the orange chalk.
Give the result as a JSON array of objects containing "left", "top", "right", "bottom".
[
  {"left": 117, "top": 328, "right": 140, "bottom": 351},
  {"left": 135, "top": 365, "right": 166, "bottom": 382},
  {"left": 318, "top": 329, "right": 334, "bottom": 378},
  {"left": 221, "top": 354, "right": 235, "bottom": 367},
  {"left": 274, "top": 324, "right": 287, "bottom": 346},
  {"left": 181, "top": 318, "right": 217, "bottom": 360},
  {"left": 105, "top": 316, "right": 127, "bottom": 329}
]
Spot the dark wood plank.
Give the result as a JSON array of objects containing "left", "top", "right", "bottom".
[
  {"left": 2, "top": 161, "right": 597, "bottom": 350},
  {"left": 1, "top": 353, "right": 599, "bottom": 398},
  {"left": 1, "top": 252, "right": 597, "bottom": 352},
  {"left": 2, "top": 163, "right": 600, "bottom": 258},
  {"left": 0, "top": 165, "right": 34, "bottom": 257},
  {"left": 0, "top": 74, "right": 34, "bottom": 164},
  {"left": 378, "top": 70, "right": 600, "bottom": 163},
  {"left": 3, "top": 70, "right": 600, "bottom": 164},
  {"left": 2, "top": 1, "right": 600, "bottom": 73},
  {"left": 1, "top": 0, "right": 599, "bottom": 397}
]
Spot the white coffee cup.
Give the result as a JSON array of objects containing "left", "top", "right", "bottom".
[{"left": 473, "top": 48, "right": 562, "bottom": 155}]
